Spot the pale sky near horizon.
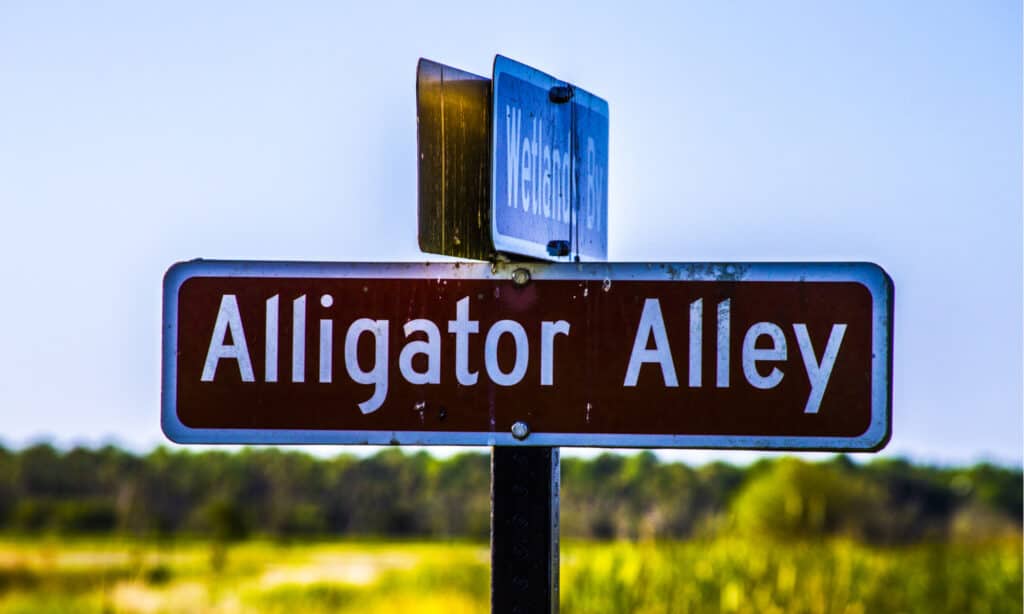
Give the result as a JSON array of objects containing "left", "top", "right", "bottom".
[{"left": 1, "top": 2, "right": 1021, "bottom": 466}]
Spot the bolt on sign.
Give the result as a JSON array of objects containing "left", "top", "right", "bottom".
[
  {"left": 162, "top": 260, "right": 893, "bottom": 450},
  {"left": 416, "top": 55, "right": 608, "bottom": 262}
]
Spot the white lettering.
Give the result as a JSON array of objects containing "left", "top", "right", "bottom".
[
  {"left": 532, "top": 119, "right": 540, "bottom": 213},
  {"left": 344, "top": 319, "right": 389, "bottom": 414},
  {"left": 292, "top": 295, "right": 305, "bottom": 383},
  {"left": 689, "top": 298, "right": 702, "bottom": 387},
  {"left": 265, "top": 295, "right": 278, "bottom": 382},
  {"left": 542, "top": 144, "right": 552, "bottom": 218},
  {"left": 624, "top": 298, "right": 678, "bottom": 387},
  {"left": 506, "top": 105, "right": 520, "bottom": 208},
  {"left": 561, "top": 148, "right": 571, "bottom": 222},
  {"left": 742, "top": 322, "right": 787, "bottom": 389},
  {"left": 485, "top": 320, "right": 529, "bottom": 386},
  {"left": 520, "top": 137, "right": 531, "bottom": 212},
  {"left": 501, "top": 104, "right": 607, "bottom": 234},
  {"left": 201, "top": 294, "right": 254, "bottom": 382},
  {"left": 319, "top": 319, "right": 332, "bottom": 383},
  {"left": 319, "top": 294, "right": 334, "bottom": 384},
  {"left": 716, "top": 299, "right": 730, "bottom": 387},
  {"left": 794, "top": 323, "right": 847, "bottom": 414},
  {"left": 399, "top": 319, "right": 441, "bottom": 385},
  {"left": 540, "top": 320, "right": 570, "bottom": 385},
  {"left": 552, "top": 148, "right": 562, "bottom": 221},
  {"left": 447, "top": 297, "right": 479, "bottom": 385}
]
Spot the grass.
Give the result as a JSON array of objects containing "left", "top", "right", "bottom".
[
  {"left": 562, "top": 536, "right": 1022, "bottom": 614},
  {"left": 0, "top": 535, "right": 1018, "bottom": 613}
]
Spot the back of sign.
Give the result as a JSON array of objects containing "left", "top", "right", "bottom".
[{"left": 416, "top": 58, "right": 495, "bottom": 260}]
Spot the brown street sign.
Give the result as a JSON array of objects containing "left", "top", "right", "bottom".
[{"left": 162, "top": 260, "right": 893, "bottom": 450}]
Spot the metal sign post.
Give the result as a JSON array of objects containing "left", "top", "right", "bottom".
[
  {"left": 417, "top": 54, "right": 607, "bottom": 608},
  {"left": 486, "top": 54, "right": 606, "bottom": 613},
  {"left": 491, "top": 446, "right": 560, "bottom": 613}
]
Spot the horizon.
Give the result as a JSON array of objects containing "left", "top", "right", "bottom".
[{"left": 2, "top": 436, "right": 1019, "bottom": 470}]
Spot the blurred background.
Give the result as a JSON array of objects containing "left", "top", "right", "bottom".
[{"left": 0, "top": 1, "right": 1020, "bottom": 612}]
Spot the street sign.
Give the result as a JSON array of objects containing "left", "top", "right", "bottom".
[
  {"left": 162, "top": 259, "right": 892, "bottom": 450},
  {"left": 492, "top": 56, "right": 609, "bottom": 261}
]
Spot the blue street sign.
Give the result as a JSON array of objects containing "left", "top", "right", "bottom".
[{"left": 491, "top": 56, "right": 609, "bottom": 261}]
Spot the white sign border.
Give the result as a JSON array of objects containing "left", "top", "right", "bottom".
[{"left": 162, "top": 260, "right": 893, "bottom": 451}]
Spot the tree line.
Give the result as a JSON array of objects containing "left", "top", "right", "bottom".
[{"left": 0, "top": 444, "right": 1018, "bottom": 543}]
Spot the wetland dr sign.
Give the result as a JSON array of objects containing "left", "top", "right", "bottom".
[
  {"left": 491, "top": 55, "right": 609, "bottom": 261},
  {"left": 162, "top": 260, "right": 892, "bottom": 450}
]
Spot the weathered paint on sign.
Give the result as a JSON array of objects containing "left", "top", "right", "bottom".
[
  {"left": 162, "top": 260, "right": 892, "bottom": 450},
  {"left": 416, "top": 58, "right": 494, "bottom": 260}
]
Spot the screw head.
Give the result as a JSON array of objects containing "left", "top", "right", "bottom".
[
  {"left": 511, "top": 268, "right": 531, "bottom": 286},
  {"left": 548, "top": 84, "right": 574, "bottom": 103},
  {"left": 511, "top": 421, "right": 530, "bottom": 440}
]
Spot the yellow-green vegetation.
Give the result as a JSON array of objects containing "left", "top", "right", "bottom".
[
  {"left": 0, "top": 538, "right": 487, "bottom": 614},
  {"left": 0, "top": 536, "right": 1019, "bottom": 614},
  {"left": 562, "top": 536, "right": 1022, "bottom": 614}
]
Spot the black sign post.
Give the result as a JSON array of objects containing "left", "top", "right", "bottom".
[
  {"left": 491, "top": 446, "right": 560, "bottom": 614},
  {"left": 416, "top": 55, "right": 583, "bottom": 613}
]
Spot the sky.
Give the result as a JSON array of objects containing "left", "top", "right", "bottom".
[{"left": 0, "top": 2, "right": 1020, "bottom": 466}]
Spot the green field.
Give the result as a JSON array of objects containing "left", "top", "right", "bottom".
[{"left": 0, "top": 537, "right": 1018, "bottom": 613}]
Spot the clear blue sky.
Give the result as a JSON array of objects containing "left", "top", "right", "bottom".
[{"left": 1, "top": 2, "right": 1020, "bottom": 466}]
